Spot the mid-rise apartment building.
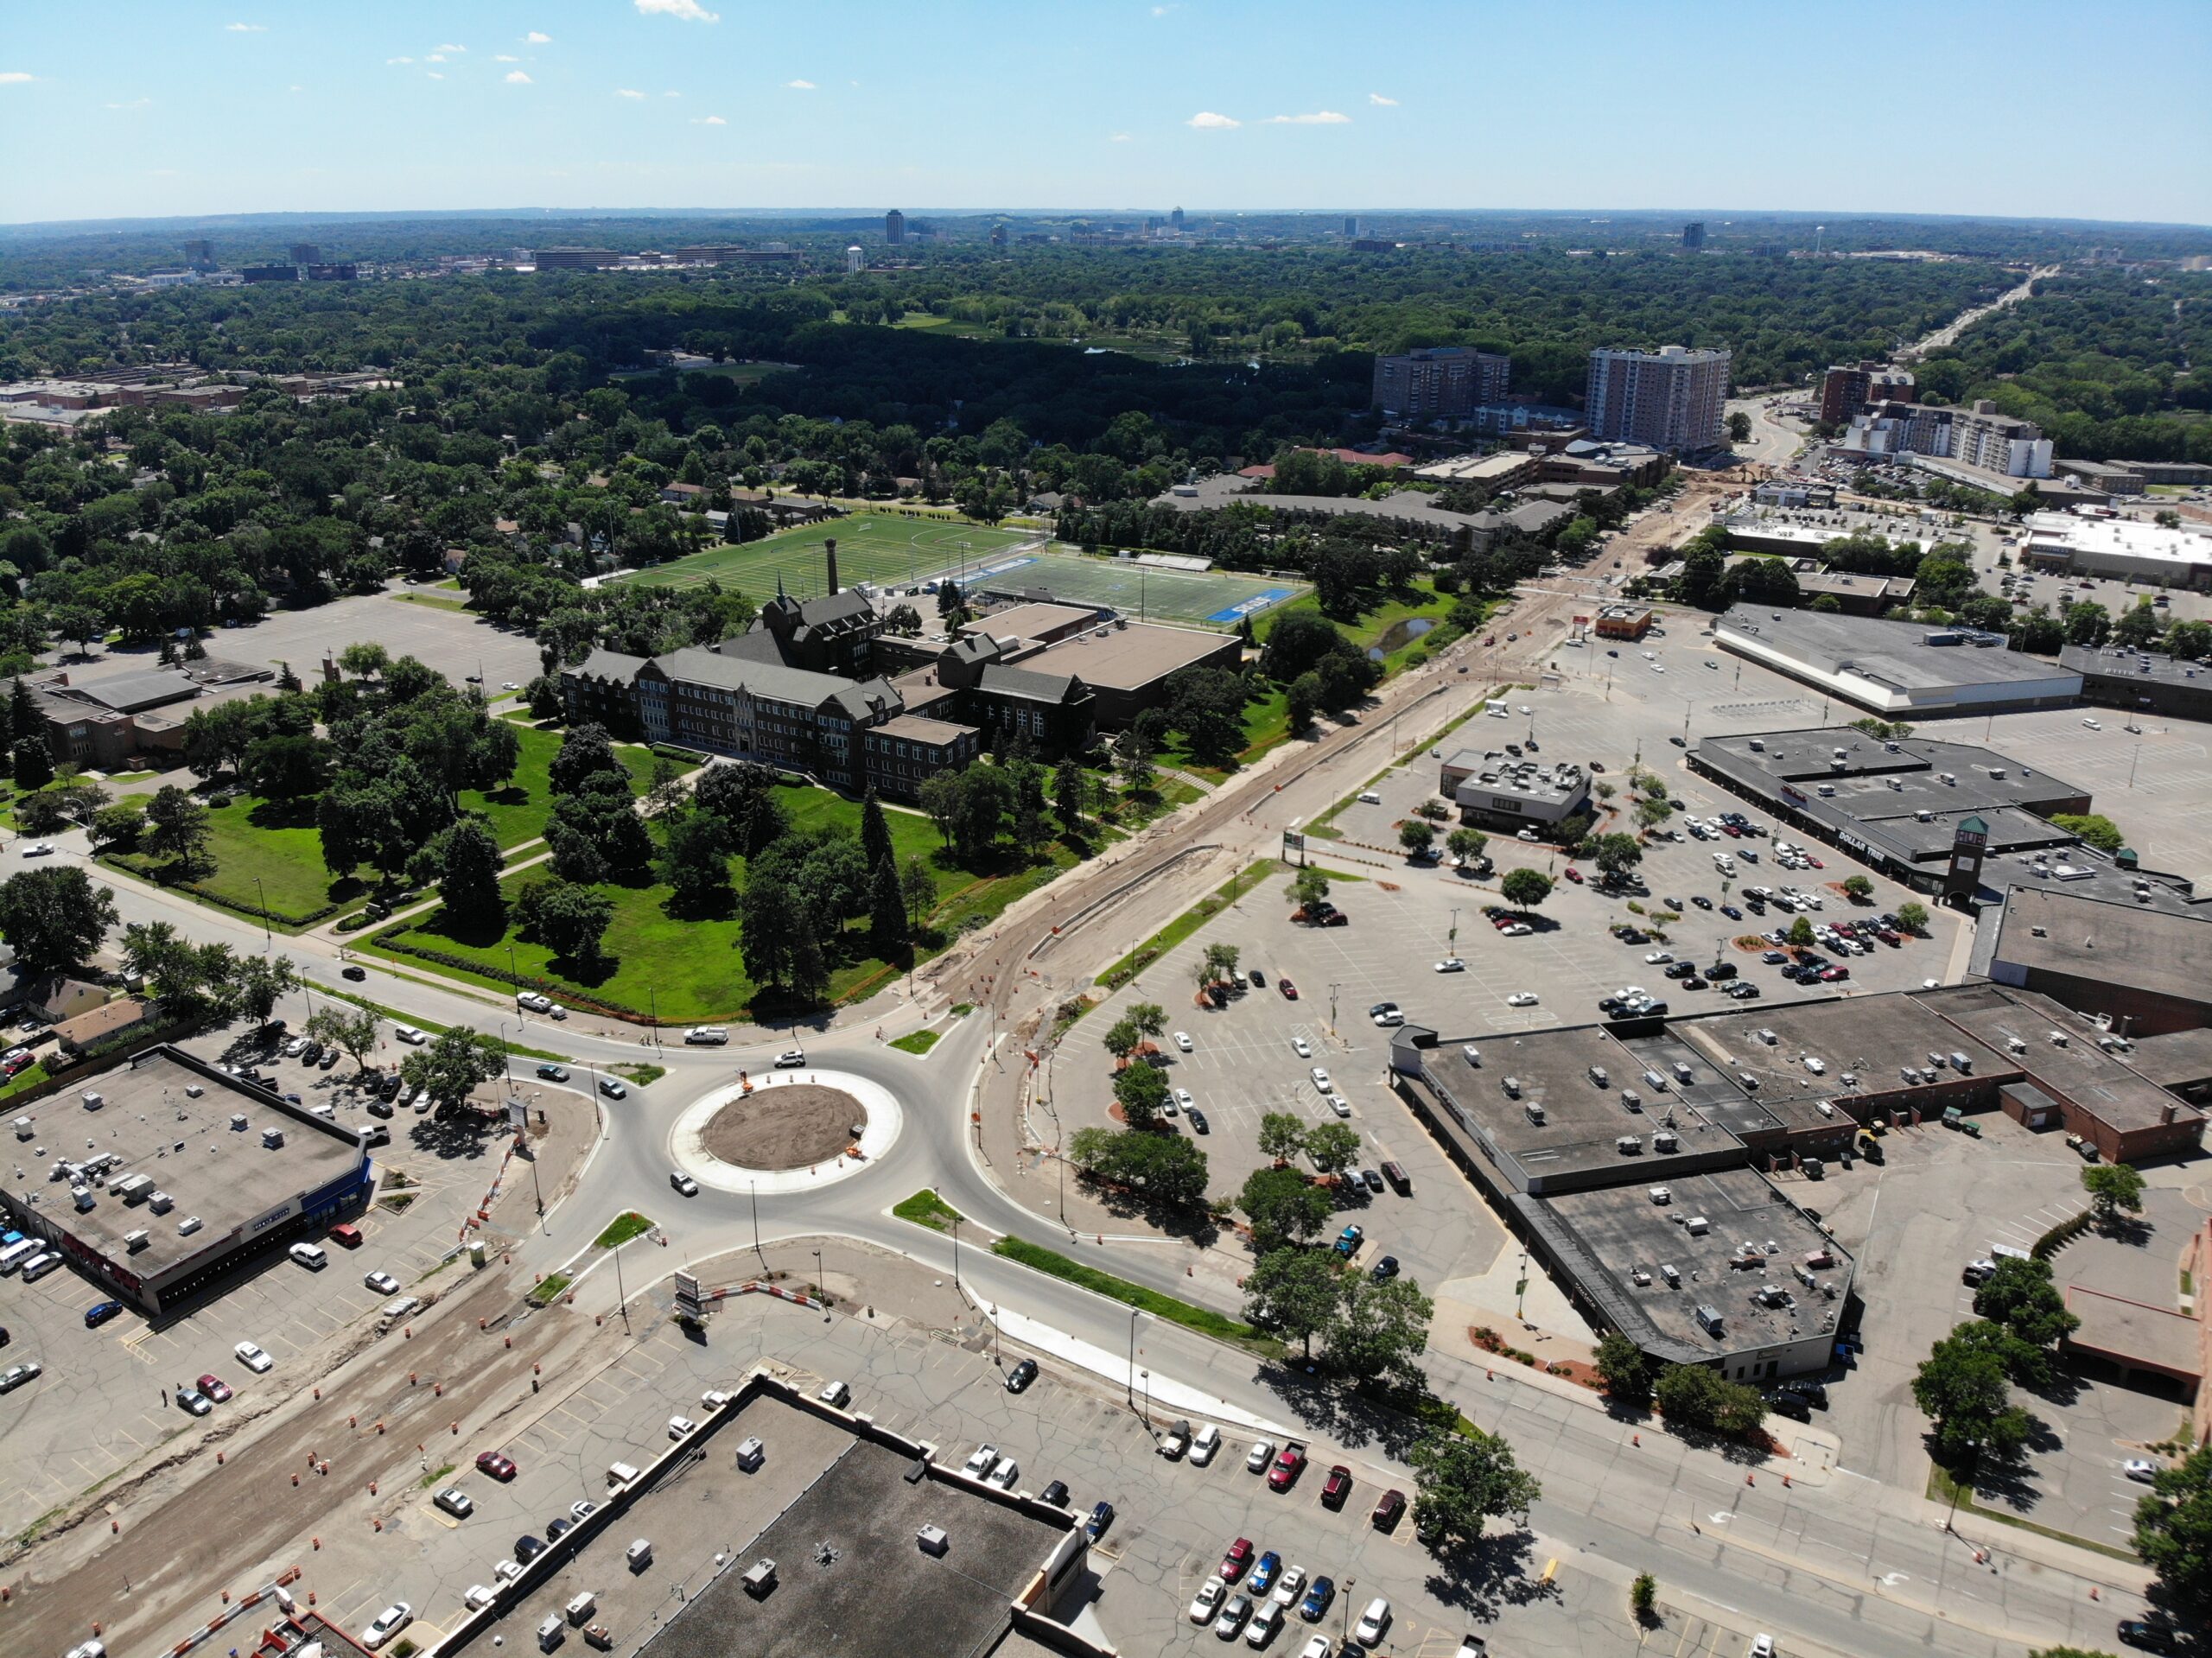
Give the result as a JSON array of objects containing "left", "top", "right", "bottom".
[
  {"left": 1583, "top": 345, "right": 1730, "bottom": 453},
  {"left": 1819, "top": 361, "right": 1916, "bottom": 427},
  {"left": 1840, "top": 397, "right": 2053, "bottom": 479},
  {"left": 1370, "top": 346, "right": 1511, "bottom": 419}
]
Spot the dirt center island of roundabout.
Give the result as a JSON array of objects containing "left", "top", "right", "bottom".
[{"left": 669, "top": 1070, "right": 906, "bottom": 1195}]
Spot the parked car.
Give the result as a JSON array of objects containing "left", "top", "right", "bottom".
[
  {"left": 434, "top": 1487, "right": 474, "bottom": 1518},
  {"left": 1372, "top": 1489, "right": 1406, "bottom": 1530},
  {"left": 1005, "top": 1357, "right": 1039, "bottom": 1394},
  {"left": 1084, "top": 1500, "right": 1115, "bottom": 1540},
  {"left": 85, "top": 1299, "right": 125, "bottom": 1329},
  {"left": 1298, "top": 1577, "right": 1336, "bottom": 1622},
  {"left": 1246, "top": 1439, "right": 1274, "bottom": 1473},
  {"left": 1218, "top": 1538, "right": 1255, "bottom": 1582},
  {"left": 1321, "top": 1464, "right": 1353, "bottom": 1509},
  {"left": 475, "top": 1451, "right": 518, "bottom": 1481},
  {"left": 363, "top": 1604, "right": 413, "bottom": 1650},
  {"left": 1268, "top": 1445, "right": 1306, "bottom": 1491}
]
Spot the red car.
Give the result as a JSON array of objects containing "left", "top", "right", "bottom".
[
  {"left": 195, "top": 1373, "right": 232, "bottom": 1403},
  {"left": 475, "top": 1451, "right": 518, "bottom": 1481},
  {"left": 1819, "top": 966, "right": 1850, "bottom": 982},
  {"left": 1322, "top": 1464, "right": 1353, "bottom": 1509},
  {"left": 1805, "top": 856, "right": 1823, "bottom": 868},
  {"left": 1279, "top": 980, "right": 1299, "bottom": 1001},
  {"left": 1268, "top": 1445, "right": 1306, "bottom": 1491},
  {"left": 1563, "top": 867, "right": 1583, "bottom": 884},
  {"left": 1721, "top": 823, "right": 1743, "bottom": 837},
  {"left": 1219, "top": 1537, "right": 1254, "bottom": 1581}
]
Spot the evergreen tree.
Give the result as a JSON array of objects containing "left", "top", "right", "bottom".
[
  {"left": 868, "top": 856, "right": 908, "bottom": 956},
  {"left": 860, "top": 788, "right": 895, "bottom": 874}
]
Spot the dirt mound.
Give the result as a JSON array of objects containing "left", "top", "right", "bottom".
[{"left": 701, "top": 1085, "right": 866, "bottom": 1172}]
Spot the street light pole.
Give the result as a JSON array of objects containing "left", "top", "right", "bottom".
[
  {"left": 613, "top": 1237, "right": 631, "bottom": 1334},
  {"left": 253, "top": 876, "right": 272, "bottom": 949},
  {"left": 1125, "top": 1307, "right": 1139, "bottom": 1408}
]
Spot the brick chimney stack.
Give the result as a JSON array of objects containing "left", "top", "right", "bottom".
[{"left": 824, "top": 537, "right": 839, "bottom": 595}]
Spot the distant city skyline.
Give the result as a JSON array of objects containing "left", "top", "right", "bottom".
[{"left": 1, "top": 0, "right": 2207, "bottom": 227}]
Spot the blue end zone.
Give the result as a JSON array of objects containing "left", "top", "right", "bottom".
[{"left": 1207, "top": 588, "right": 1295, "bottom": 624}]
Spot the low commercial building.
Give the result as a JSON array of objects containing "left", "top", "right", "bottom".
[
  {"left": 1592, "top": 605, "right": 1657, "bottom": 641},
  {"left": 1712, "top": 605, "right": 2083, "bottom": 714},
  {"left": 2021, "top": 511, "right": 2212, "bottom": 588},
  {"left": 440, "top": 1370, "right": 1092, "bottom": 1658},
  {"left": 0, "top": 1045, "right": 374, "bottom": 1315},
  {"left": 2054, "top": 459, "right": 2147, "bottom": 495},
  {"left": 1753, "top": 480, "right": 1836, "bottom": 510},
  {"left": 2064, "top": 645, "right": 2212, "bottom": 721},
  {"left": 2114, "top": 461, "right": 2212, "bottom": 486},
  {"left": 1974, "top": 886, "right": 2212, "bottom": 1036},
  {"left": 1437, "top": 749, "right": 1592, "bottom": 834}
]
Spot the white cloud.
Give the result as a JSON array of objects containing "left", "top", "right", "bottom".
[
  {"left": 426, "top": 72, "right": 444, "bottom": 79},
  {"left": 436, "top": 43, "right": 466, "bottom": 53},
  {"left": 1151, "top": 3, "right": 1179, "bottom": 14},
  {"left": 525, "top": 31, "right": 551, "bottom": 44},
  {"left": 386, "top": 55, "right": 414, "bottom": 64},
  {"left": 225, "top": 22, "right": 267, "bottom": 32},
  {"left": 1185, "top": 111, "right": 1238, "bottom": 129},
  {"left": 1368, "top": 92, "right": 1397, "bottom": 105},
  {"left": 694, "top": 115, "right": 725, "bottom": 124},
  {"left": 614, "top": 87, "right": 646, "bottom": 98},
  {"left": 1109, "top": 131, "right": 1131, "bottom": 142},
  {"left": 289, "top": 83, "right": 303, "bottom": 91},
  {"left": 785, "top": 79, "right": 816, "bottom": 89},
  {"left": 634, "top": 0, "right": 720, "bottom": 20},
  {"left": 106, "top": 97, "right": 152, "bottom": 108},
  {"left": 494, "top": 54, "right": 519, "bottom": 62},
  {"left": 1263, "top": 110, "right": 1351, "bottom": 124},
  {"left": 664, "top": 90, "right": 680, "bottom": 98},
  {"left": 0, "top": 72, "right": 35, "bottom": 84},
  {"left": 505, "top": 70, "right": 532, "bottom": 83}
]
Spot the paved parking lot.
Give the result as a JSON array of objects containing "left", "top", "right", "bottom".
[
  {"left": 1798, "top": 1107, "right": 2199, "bottom": 1547},
  {"left": 1963, "top": 702, "right": 2212, "bottom": 885},
  {"left": 0, "top": 1021, "right": 572, "bottom": 1521},
  {"left": 286, "top": 1265, "right": 1720, "bottom": 1658}
]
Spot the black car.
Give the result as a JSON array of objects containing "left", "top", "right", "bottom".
[
  {"left": 1682, "top": 976, "right": 1708, "bottom": 991},
  {"left": 1084, "top": 1500, "right": 1115, "bottom": 1540},
  {"left": 378, "top": 1072, "right": 404, "bottom": 1100},
  {"left": 366, "top": 1099, "right": 395, "bottom": 1119},
  {"left": 1005, "top": 1357, "right": 1039, "bottom": 1394},
  {"left": 1720, "top": 905, "right": 1743, "bottom": 920},
  {"left": 1707, "top": 962, "right": 1738, "bottom": 981},
  {"left": 514, "top": 1534, "right": 547, "bottom": 1562},
  {"left": 1783, "top": 1381, "right": 1828, "bottom": 1410},
  {"left": 1690, "top": 895, "right": 1712, "bottom": 909},
  {"left": 1763, "top": 1390, "right": 1812, "bottom": 1424},
  {"left": 546, "top": 1515, "right": 574, "bottom": 1541},
  {"left": 1726, "top": 982, "right": 1762, "bottom": 1001},
  {"left": 1039, "top": 1479, "right": 1071, "bottom": 1509},
  {"left": 1186, "top": 1108, "right": 1210, "bottom": 1134},
  {"left": 1662, "top": 898, "right": 1683, "bottom": 912},
  {"left": 341, "top": 964, "right": 367, "bottom": 981},
  {"left": 536, "top": 1063, "right": 569, "bottom": 1082},
  {"left": 2117, "top": 1618, "right": 2176, "bottom": 1653}
]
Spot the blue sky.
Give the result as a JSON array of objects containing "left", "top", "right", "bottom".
[{"left": 2, "top": 0, "right": 2206, "bottom": 226}]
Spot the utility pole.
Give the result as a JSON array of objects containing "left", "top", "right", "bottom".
[
  {"left": 1328, "top": 981, "right": 1343, "bottom": 1038},
  {"left": 613, "top": 1237, "right": 631, "bottom": 1334},
  {"left": 1125, "top": 1307, "right": 1140, "bottom": 1408},
  {"left": 253, "top": 876, "right": 272, "bottom": 950}
]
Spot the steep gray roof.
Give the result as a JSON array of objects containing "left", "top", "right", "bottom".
[
  {"left": 572, "top": 647, "right": 649, "bottom": 682},
  {"left": 978, "top": 663, "right": 1084, "bottom": 703}
]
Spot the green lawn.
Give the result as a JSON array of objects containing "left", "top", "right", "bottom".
[
  {"left": 888, "top": 1029, "right": 941, "bottom": 1055},
  {"left": 892, "top": 1188, "right": 963, "bottom": 1230},
  {"left": 622, "top": 510, "right": 1033, "bottom": 599},
  {"left": 368, "top": 780, "right": 1082, "bottom": 1020},
  {"left": 594, "top": 1211, "right": 654, "bottom": 1248},
  {"left": 989, "top": 1237, "right": 1281, "bottom": 1357},
  {"left": 101, "top": 727, "right": 651, "bottom": 929}
]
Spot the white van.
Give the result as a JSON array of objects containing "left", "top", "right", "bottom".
[
  {"left": 0, "top": 1238, "right": 40, "bottom": 1274},
  {"left": 21, "top": 1250, "right": 62, "bottom": 1281},
  {"left": 683, "top": 1027, "right": 728, "bottom": 1045},
  {"left": 289, "top": 1241, "right": 328, "bottom": 1270}
]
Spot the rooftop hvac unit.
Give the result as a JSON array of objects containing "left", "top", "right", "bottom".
[
  {"left": 917, "top": 1524, "right": 950, "bottom": 1557},
  {"left": 1660, "top": 1263, "right": 1681, "bottom": 1286},
  {"left": 1616, "top": 1135, "right": 1643, "bottom": 1155},
  {"left": 1653, "top": 1130, "right": 1679, "bottom": 1153},
  {"left": 178, "top": 1215, "right": 202, "bottom": 1235},
  {"left": 1523, "top": 1101, "right": 1545, "bottom": 1125},
  {"left": 124, "top": 1229, "right": 149, "bottom": 1253}
]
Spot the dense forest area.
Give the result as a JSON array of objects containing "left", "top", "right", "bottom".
[{"left": 1914, "top": 267, "right": 2212, "bottom": 462}]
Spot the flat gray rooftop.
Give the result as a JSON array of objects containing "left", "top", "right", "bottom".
[
  {"left": 1979, "top": 885, "right": 2212, "bottom": 1006},
  {"left": 1696, "top": 727, "right": 2085, "bottom": 809},
  {"left": 1680, "top": 997, "right": 2008, "bottom": 1107},
  {"left": 1027, "top": 619, "right": 1236, "bottom": 690},
  {"left": 2123, "top": 1026, "right": 2212, "bottom": 1089},
  {"left": 1916, "top": 984, "right": 2202, "bottom": 1134},
  {"left": 1533, "top": 1167, "right": 1851, "bottom": 1358},
  {"left": 1718, "top": 605, "right": 2082, "bottom": 691},
  {"left": 1426, "top": 1027, "right": 1752, "bottom": 1181},
  {"left": 650, "top": 1434, "right": 1058, "bottom": 1658},
  {"left": 2062, "top": 644, "right": 2212, "bottom": 689},
  {"left": 0, "top": 1048, "right": 363, "bottom": 1280}
]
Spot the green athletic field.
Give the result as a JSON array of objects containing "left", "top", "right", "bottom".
[
  {"left": 622, "top": 511, "right": 1035, "bottom": 599},
  {"left": 969, "top": 548, "right": 1306, "bottom": 629}
]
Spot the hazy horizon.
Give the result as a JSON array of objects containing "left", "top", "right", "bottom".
[{"left": 3, "top": 0, "right": 2207, "bottom": 226}]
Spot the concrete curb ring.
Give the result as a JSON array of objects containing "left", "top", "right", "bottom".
[{"left": 669, "top": 1070, "right": 904, "bottom": 1195}]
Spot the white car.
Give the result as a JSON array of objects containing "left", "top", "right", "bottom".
[
  {"left": 1506, "top": 992, "right": 1539, "bottom": 1007},
  {"left": 963, "top": 1444, "right": 1001, "bottom": 1478},
  {"left": 776, "top": 1048, "right": 807, "bottom": 1067},
  {"left": 501, "top": 681, "right": 519, "bottom": 691},
  {"left": 1272, "top": 1565, "right": 1306, "bottom": 1607},
  {"left": 1291, "top": 1036, "right": 1312, "bottom": 1058},
  {"left": 517, "top": 991, "right": 555, "bottom": 1013},
  {"left": 284, "top": 1036, "right": 308, "bottom": 1057},
  {"left": 985, "top": 1458, "right": 1020, "bottom": 1491},
  {"left": 1245, "top": 1602, "right": 1284, "bottom": 1648},
  {"left": 569, "top": 1499, "right": 599, "bottom": 1521},
  {"left": 1354, "top": 1598, "right": 1391, "bottom": 1646},
  {"left": 1645, "top": 951, "right": 1674, "bottom": 964},
  {"left": 2082, "top": 718, "right": 2101, "bottom": 730},
  {"left": 1173, "top": 1089, "right": 1194, "bottom": 1115},
  {"left": 392, "top": 1024, "right": 427, "bottom": 1045},
  {"left": 1501, "top": 923, "right": 1533, "bottom": 937},
  {"left": 364, "top": 1604, "right": 412, "bottom": 1649},
  {"left": 1246, "top": 1439, "right": 1274, "bottom": 1473},
  {"left": 1357, "top": 791, "right": 1382, "bottom": 804},
  {"left": 701, "top": 1388, "right": 734, "bottom": 1410},
  {"left": 1190, "top": 1577, "right": 1228, "bottom": 1624},
  {"left": 463, "top": 1585, "right": 496, "bottom": 1611},
  {"left": 1434, "top": 957, "right": 1465, "bottom": 973},
  {"left": 20, "top": 842, "right": 52, "bottom": 857},
  {"left": 1174, "top": 1031, "right": 1193, "bottom": 1051},
  {"left": 1309, "top": 1066, "right": 1332, "bottom": 1093},
  {"left": 1299, "top": 1639, "right": 1332, "bottom": 1658},
  {"left": 2123, "top": 1458, "right": 2159, "bottom": 1482},
  {"left": 234, "top": 1340, "right": 273, "bottom": 1373},
  {"left": 1190, "top": 1424, "right": 1221, "bottom": 1465},
  {"left": 668, "top": 1415, "right": 698, "bottom": 1439},
  {"left": 1749, "top": 1638, "right": 1776, "bottom": 1658},
  {"left": 364, "top": 1270, "right": 400, "bottom": 1295}
]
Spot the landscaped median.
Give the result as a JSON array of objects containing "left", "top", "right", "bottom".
[
  {"left": 989, "top": 1236, "right": 1281, "bottom": 1360},
  {"left": 891, "top": 1188, "right": 963, "bottom": 1232},
  {"left": 594, "top": 1211, "right": 655, "bottom": 1249}
]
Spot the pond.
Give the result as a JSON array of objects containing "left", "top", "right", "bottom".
[{"left": 1367, "top": 615, "right": 1435, "bottom": 662}]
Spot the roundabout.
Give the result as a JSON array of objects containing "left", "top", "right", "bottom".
[{"left": 668, "top": 1069, "right": 905, "bottom": 1196}]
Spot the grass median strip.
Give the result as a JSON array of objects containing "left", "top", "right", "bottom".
[
  {"left": 989, "top": 1236, "right": 1281, "bottom": 1358},
  {"left": 594, "top": 1211, "right": 654, "bottom": 1249},
  {"left": 530, "top": 1273, "right": 572, "bottom": 1304},
  {"left": 892, "top": 1188, "right": 963, "bottom": 1231},
  {"left": 888, "top": 1030, "right": 941, "bottom": 1055}
]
